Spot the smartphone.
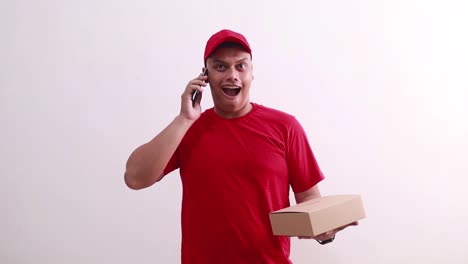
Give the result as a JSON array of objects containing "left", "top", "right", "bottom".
[{"left": 191, "top": 68, "right": 208, "bottom": 106}]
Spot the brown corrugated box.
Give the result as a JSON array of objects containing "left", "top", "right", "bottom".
[{"left": 269, "top": 194, "right": 365, "bottom": 237}]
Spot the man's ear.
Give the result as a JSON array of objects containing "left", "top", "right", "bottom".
[{"left": 252, "top": 64, "right": 254, "bottom": 80}]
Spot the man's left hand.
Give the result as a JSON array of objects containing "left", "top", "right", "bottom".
[{"left": 298, "top": 221, "right": 359, "bottom": 241}]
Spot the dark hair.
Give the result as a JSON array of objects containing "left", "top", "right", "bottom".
[{"left": 215, "top": 42, "right": 247, "bottom": 51}]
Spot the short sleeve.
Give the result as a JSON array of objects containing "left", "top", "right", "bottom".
[{"left": 286, "top": 118, "right": 324, "bottom": 193}]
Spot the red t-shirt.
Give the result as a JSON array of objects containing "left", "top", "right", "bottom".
[{"left": 164, "top": 103, "right": 324, "bottom": 264}]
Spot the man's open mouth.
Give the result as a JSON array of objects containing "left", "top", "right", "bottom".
[{"left": 222, "top": 86, "right": 241, "bottom": 96}]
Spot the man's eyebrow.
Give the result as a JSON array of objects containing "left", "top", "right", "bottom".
[
  {"left": 211, "top": 59, "right": 226, "bottom": 64},
  {"left": 236, "top": 57, "right": 250, "bottom": 63},
  {"left": 211, "top": 57, "right": 250, "bottom": 64}
]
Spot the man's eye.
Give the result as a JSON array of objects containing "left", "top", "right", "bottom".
[
  {"left": 238, "top": 64, "right": 247, "bottom": 70},
  {"left": 215, "top": 65, "right": 225, "bottom": 70}
]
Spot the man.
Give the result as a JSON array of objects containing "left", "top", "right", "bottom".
[{"left": 124, "top": 29, "right": 357, "bottom": 264}]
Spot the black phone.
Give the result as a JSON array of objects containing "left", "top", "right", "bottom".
[{"left": 192, "top": 69, "right": 208, "bottom": 106}]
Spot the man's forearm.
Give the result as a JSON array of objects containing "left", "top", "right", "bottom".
[
  {"left": 124, "top": 115, "right": 194, "bottom": 190},
  {"left": 294, "top": 185, "right": 322, "bottom": 204}
]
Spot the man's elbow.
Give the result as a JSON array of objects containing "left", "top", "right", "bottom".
[
  {"left": 124, "top": 171, "right": 142, "bottom": 190},
  {"left": 124, "top": 170, "right": 161, "bottom": 190}
]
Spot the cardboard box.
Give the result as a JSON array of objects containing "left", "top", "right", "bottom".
[{"left": 269, "top": 194, "right": 365, "bottom": 237}]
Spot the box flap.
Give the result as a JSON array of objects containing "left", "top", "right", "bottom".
[{"left": 270, "top": 194, "right": 360, "bottom": 214}]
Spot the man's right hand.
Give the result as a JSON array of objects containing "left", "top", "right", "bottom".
[{"left": 180, "top": 70, "right": 208, "bottom": 120}]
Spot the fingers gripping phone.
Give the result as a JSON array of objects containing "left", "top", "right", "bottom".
[{"left": 192, "top": 68, "right": 207, "bottom": 106}]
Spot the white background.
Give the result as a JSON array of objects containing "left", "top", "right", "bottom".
[{"left": 2, "top": 0, "right": 468, "bottom": 263}]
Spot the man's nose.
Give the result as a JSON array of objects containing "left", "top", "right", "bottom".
[{"left": 226, "top": 67, "right": 239, "bottom": 82}]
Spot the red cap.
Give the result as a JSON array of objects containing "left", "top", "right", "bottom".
[{"left": 204, "top": 29, "right": 252, "bottom": 61}]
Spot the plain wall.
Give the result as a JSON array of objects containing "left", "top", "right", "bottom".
[{"left": 2, "top": 0, "right": 467, "bottom": 263}]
